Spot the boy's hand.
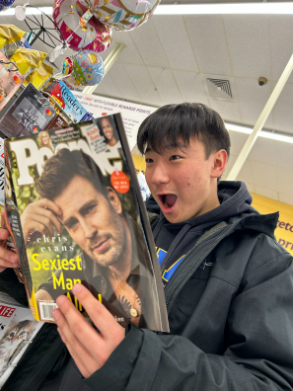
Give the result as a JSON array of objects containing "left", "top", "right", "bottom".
[
  {"left": 52, "top": 284, "right": 125, "bottom": 379},
  {"left": 20, "top": 198, "right": 63, "bottom": 242},
  {"left": 0, "top": 228, "right": 20, "bottom": 273}
]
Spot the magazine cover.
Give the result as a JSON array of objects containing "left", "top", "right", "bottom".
[
  {"left": 0, "top": 83, "right": 56, "bottom": 138},
  {"left": 4, "top": 114, "right": 169, "bottom": 332},
  {"left": 0, "top": 292, "right": 43, "bottom": 388}
]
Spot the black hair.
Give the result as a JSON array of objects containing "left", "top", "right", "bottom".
[
  {"left": 137, "top": 103, "right": 231, "bottom": 159},
  {"left": 36, "top": 149, "right": 108, "bottom": 200}
]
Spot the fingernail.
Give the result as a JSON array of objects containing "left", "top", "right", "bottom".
[
  {"left": 12, "top": 263, "right": 19, "bottom": 268},
  {"left": 9, "top": 255, "right": 19, "bottom": 263},
  {"left": 72, "top": 283, "right": 83, "bottom": 294},
  {"left": 56, "top": 296, "right": 66, "bottom": 306},
  {"left": 52, "top": 309, "right": 61, "bottom": 320}
]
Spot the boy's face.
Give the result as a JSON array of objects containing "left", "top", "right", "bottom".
[{"left": 145, "top": 136, "right": 226, "bottom": 223}]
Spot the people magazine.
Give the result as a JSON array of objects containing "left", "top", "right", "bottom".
[{"left": 4, "top": 114, "right": 169, "bottom": 332}]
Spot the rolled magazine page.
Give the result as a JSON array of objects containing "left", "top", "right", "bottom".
[{"left": 4, "top": 114, "right": 169, "bottom": 332}]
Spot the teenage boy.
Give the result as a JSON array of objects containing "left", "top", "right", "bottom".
[{"left": 0, "top": 103, "right": 292, "bottom": 391}]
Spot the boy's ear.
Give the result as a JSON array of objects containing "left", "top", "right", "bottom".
[
  {"left": 211, "top": 150, "right": 228, "bottom": 179},
  {"left": 107, "top": 187, "right": 123, "bottom": 214}
]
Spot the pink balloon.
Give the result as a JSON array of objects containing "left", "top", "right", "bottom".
[{"left": 53, "top": 0, "right": 112, "bottom": 53}]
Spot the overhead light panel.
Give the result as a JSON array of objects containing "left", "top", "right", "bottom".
[
  {"left": 226, "top": 122, "right": 293, "bottom": 144},
  {"left": 154, "top": 2, "right": 293, "bottom": 15},
  {"left": 1, "top": 7, "right": 52, "bottom": 16}
]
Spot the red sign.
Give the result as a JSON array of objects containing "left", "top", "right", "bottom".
[
  {"left": 110, "top": 170, "right": 130, "bottom": 194},
  {"left": 0, "top": 305, "right": 16, "bottom": 318}
]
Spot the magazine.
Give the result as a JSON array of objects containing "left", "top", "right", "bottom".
[
  {"left": 4, "top": 114, "right": 169, "bottom": 332},
  {"left": 0, "top": 292, "right": 43, "bottom": 389},
  {"left": 0, "top": 83, "right": 56, "bottom": 138}
]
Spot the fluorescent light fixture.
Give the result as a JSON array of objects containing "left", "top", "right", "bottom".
[
  {"left": 2, "top": 2, "right": 293, "bottom": 16},
  {"left": 154, "top": 2, "right": 293, "bottom": 15},
  {"left": 1, "top": 7, "right": 52, "bottom": 16},
  {"left": 226, "top": 122, "right": 293, "bottom": 144}
]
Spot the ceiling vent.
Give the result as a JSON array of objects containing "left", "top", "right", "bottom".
[{"left": 206, "top": 78, "right": 233, "bottom": 99}]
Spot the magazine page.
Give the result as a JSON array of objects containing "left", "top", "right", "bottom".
[
  {"left": 5, "top": 116, "right": 169, "bottom": 332},
  {"left": 0, "top": 299, "right": 43, "bottom": 389}
]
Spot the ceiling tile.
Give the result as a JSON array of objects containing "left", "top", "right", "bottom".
[
  {"left": 209, "top": 99, "right": 241, "bottom": 124},
  {"left": 128, "top": 20, "right": 170, "bottom": 69},
  {"left": 269, "top": 15, "right": 293, "bottom": 83},
  {"left": 223, "top": 15, "right": 271, "bottom": 79},
  {"left": 184, "top": 15, "right": 232, "bottom": 76},
  {"left": 111, "top": 31, "right": 144, "bottom": 65},
  {"left": 277, "top": 168, "right": 293, "bottom": 195},
  {"left": 254, "top": 186, "right": 278, "bottom": 201},
  {"left": 278, "top": 193, "right": 293, "bottom": 207},
  {"left": 222, "top": 154, "right": 237, "bottom": 180},
  {"left": 228, "top": 131, "right": 249, "bottom": 156},
  {"left": 275, "top": 142, "right": 293, "bottom": 170},
  {"left": 272, "top": 83, "right": 293, "bottom": 135},
  {"left": 251, "top": 160, "right": 277, "bottom": 191},
  {"left": 148, "top": 67, "right": 183, "bottom": 105},
  {"left": 173, "top": 71, "right": 208, "bottom": 104},
  {"left": 107, "top": 63, "right": 140, "bottom": 102},
  {"left": 95, "top": 74, "right": 123, "bottom": 99},
  {"left": 234, "top": 78, "right": 274, "bottom": 128},
  {"left": 248, "top": 137, "right": 278, "bottom": 166},
  {"left": 124, "top": 64, "right": 163, "bottom": 107},
  {"left": 152, "top": 16, "right": 198, "bottom": 72},
  {"left": 237, "top": 160, "right": 254, "bottom": 184}
]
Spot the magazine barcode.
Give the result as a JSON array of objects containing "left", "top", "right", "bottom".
[{"left": 39, "top": 302, "right": 58, "bottom": 321}]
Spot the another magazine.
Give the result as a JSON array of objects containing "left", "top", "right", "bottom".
[
  {"left": 4, "top": 114, "right": 169, "bottom": 332},
  {"left": 0, "top": 292, "right": 43, "bottom": 389}
]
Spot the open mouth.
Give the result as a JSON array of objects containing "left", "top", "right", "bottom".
[{"left": 158, "top": 194, "right": 178, "bottom": 212}]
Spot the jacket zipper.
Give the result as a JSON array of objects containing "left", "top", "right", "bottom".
[{"left": 165, "top": 221, "right": 238, "bottom": 310}]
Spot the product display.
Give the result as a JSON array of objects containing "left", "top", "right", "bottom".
[
  {"left": 24, "top": 62, "right": 54, "bottom": 90},
  {"left": 0, "top": 83, "right": 56, "bottom": 138},
  {"left": 4, "top": 114, "right": 169, "bottom": 332},
  {"left": 53, "top": 0, "right": 112, "bottom": 53},
  {"left": 10, "top": 48, "right": 47, "bottom": 78},
  {"left": 44, "top": 79, "right": 89, "bottom": 123},
  {"left": 0, "top": 52, "right": 25, "bottom": 111}
]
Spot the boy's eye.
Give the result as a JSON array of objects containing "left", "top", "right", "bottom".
[
  {"left": 145, "top": 158, "right": 153, "bottom": 163},
  {"left": 170, "top": 155, "right": 181, "bottom": 161}
]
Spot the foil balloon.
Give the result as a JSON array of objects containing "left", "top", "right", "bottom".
[
  {"left": 0, "top": 0, "right": 15, "bottom": 11},
  {"left": 71, "top": 50, "right": 105, "bottom": 86},
  {"left": 53, "top": 0, "right": 112, "bottom": 53},
  {"left": 63, "top": 74, "right": 84, "bottom": 91},
  {"left": 78, "top": 0, "right": 160, "bottom": 31},
  {"left": 62, "top": 57, "right": 73, "bottom": 76}
]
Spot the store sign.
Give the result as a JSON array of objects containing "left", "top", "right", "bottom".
[
  {"left": 250, "top": 193, "right": 293, "bottom": 256},
  {"left": 73, "top": 92, "right": 156, "bottom": 150}
]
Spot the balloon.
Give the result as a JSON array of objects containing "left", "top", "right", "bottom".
[
  {"left": 63, "top": 74, "right": 84, "bottom": 91},
  {"left": 0, "top": 0, "right": 15, "bottom": 11},
  {"left": 78, "top": 0, "right": 160, "bottom": 31},
  {"left": 71, "top": 50, "right": 105, "bottom": 86},
  {"left": 53, "top": 0, "right": 112, "bottom": 53}
]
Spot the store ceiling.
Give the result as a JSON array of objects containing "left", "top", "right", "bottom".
[{"left": 3, "top": 1, "right": 293, "bottom": 206}]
